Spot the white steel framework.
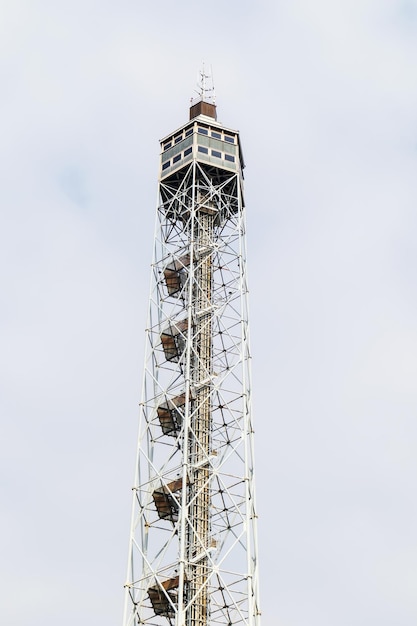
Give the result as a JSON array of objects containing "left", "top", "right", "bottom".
[{"left": 123, "top": 99, "right": 260, "bottom": 626}]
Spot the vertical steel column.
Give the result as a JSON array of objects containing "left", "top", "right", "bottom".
[{"left": 186, "top": 200, "right": 214, "bottom": 626}]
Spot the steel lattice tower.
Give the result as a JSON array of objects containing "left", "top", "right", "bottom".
[{"left": 123, "top": 92, "right": 260, "bottom": 626}]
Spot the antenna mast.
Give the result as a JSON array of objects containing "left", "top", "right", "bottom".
[{"left": 192, "top": 63, "right": 216, "bottom": 106}]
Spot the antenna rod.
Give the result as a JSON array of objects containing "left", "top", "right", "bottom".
[{"left": 191, "top": 63, "right": 216, "bottom": 106}]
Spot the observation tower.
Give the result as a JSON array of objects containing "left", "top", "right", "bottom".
[{"left": 123, "top": 75, "right": 261, "bottom": 626}]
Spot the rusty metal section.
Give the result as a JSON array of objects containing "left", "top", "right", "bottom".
[
  {"left": 160, "top": 318, "right": 188, "bottom": 362},
  {"left": 189, "top": 100, "right": 217, "bottom": 120},
  {"left": 152, "top": 478, "right": 184, "bottom": 523},
  {"left": 157, "top": 393, "right": 186, "bottom": 436},
  {"left": 148, "top": 576, "right": 180, "bottom": 617},
  {"left": 164, "top": 254, "right": 190, "bottom": 297}
]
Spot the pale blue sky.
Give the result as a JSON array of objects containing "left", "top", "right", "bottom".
[{"left": 1, "top": 1, "right": 417, "bottom": 625}]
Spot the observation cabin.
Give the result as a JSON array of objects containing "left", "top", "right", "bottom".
[{"left": 159, "top": 99, "right": 245, "bottom": 182}]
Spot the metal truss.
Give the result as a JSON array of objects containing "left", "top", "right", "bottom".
[{"left": 123, "top": 157, "right": 260, "bottom": 626}]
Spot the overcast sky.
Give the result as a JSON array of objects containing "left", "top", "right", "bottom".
[{"left": 1, "top": 1, "right": 417, "bottom": 625}]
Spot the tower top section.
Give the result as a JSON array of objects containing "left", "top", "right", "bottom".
[
  {"left": 159, "top": 70, "right": 245, "bottom": 183},
  {"left": 190, "top": 65, "right": 217, "bottom": 121}
]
